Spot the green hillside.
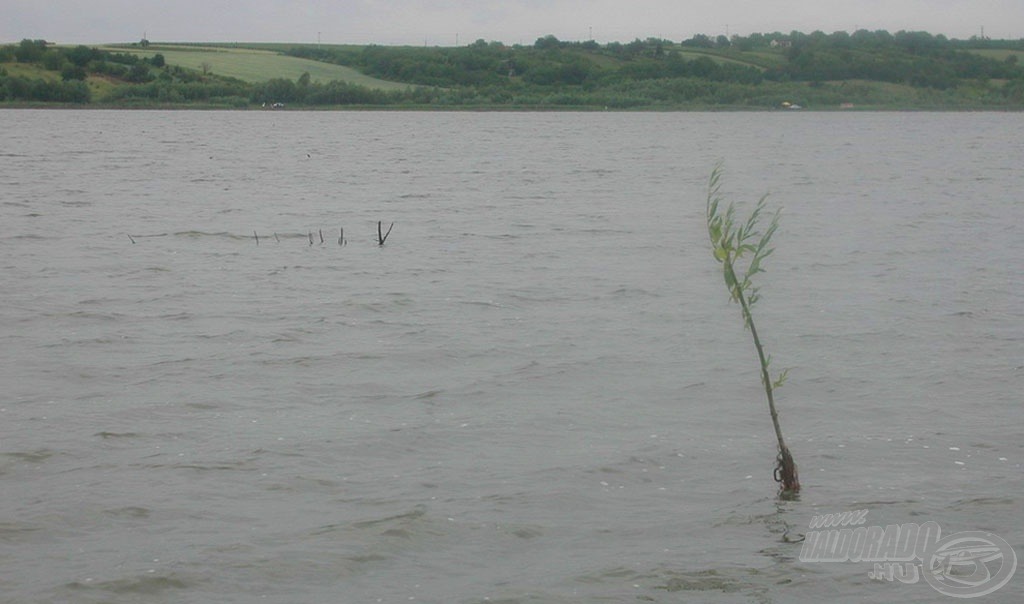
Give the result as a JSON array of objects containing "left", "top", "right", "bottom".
[
  {"left": 2, "top": 32, "right": 1023, "bottom": 109},
  {"left": 100, "top": 44, "right": 409, "bottom": 90}
]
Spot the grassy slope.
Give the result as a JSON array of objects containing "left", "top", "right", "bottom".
[
  {"left": 2, "top": 60, "right": 126, "bottom": 99},
  {"left": 1, "top": 61, "right": 58, "bottom": 79},
  {"left": 968, "top": 48, "right": 1024, "bottom": 62},
  {"left": 671, "top": 47, "right": 785, "bottom": 69},
  {"left": 101, "top": 44, "right": 410, "bottom": 90}
]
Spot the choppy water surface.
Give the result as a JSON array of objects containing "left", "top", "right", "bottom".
[{"left": 1, "top": 109, "right": 1022, "bottom": 603}]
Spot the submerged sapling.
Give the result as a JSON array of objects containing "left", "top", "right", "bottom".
[{"left": 704, "top": 164, "right": 800, "bottom": 497}]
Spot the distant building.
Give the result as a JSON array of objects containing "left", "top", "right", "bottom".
[{"left": 770, "top": 39, "right": 792, "bottom": 48}]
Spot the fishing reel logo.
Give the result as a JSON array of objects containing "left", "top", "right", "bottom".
[
  {"left": 920, "top": 530, "right": 1017, "bottom": 598},
  {"left": 799, "top": 510, "right": 1017, "bottom": 598}
]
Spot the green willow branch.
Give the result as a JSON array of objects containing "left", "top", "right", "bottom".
[{"left": 705, "top": 163, "right": 800, "bottom": 497}]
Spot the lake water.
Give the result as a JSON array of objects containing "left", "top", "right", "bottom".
[{"left": 1, "top": 109, "right": 1022, "bottom": 603}]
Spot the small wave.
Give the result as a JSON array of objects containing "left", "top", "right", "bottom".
[
  {"left": 167, "top": 461, "right": 255, "bottom": 472},
  {"left": 148, "top": 356, "right": 198, "bottom": 368},
  {"left": 351, "top": 505, "right": 427, "bottom": 529},
  {"left": 0, "top": 522, "right": 41, "bottom": 541},
  {"left": 578, "top": 564, "right": 781, "bottom": 599},
  {"left": 1, "top": 449, "right": 57, "bottom": 463},
  {"left": 569, "top": 168, "right": 616, "bottom": 176},
  {"left": 579, "top": 228, "right": 632, "bottom": 235},
  {"left": 103, "top": 506, "right": 151, "bottom": 518},
  {"left": 196, "top": 330, "right": 246, "bottom": 340},
  {"left": 843, "top": 498, "right": 919, "bottom": 507},
  {"left": 66, "top": 310, "right": 122, "bottom": 321},
  {"left": 461, "top": 299, "right": 503, "bottom": 309},
  {"left": 610, "top": 286, "right": 659, "bottom": 298},
  {"left": 66, "top": 574, "right": 192, "bottom": 595},
  {"left": 950, "top": 496, "right": 1015, "bottom": 509},
  {"left": 657, "top": 568, "right": 758, "bottom": 594}
]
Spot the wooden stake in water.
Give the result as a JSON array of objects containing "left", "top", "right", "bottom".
[{"left": 378, "top": 221, "right": 394, "bottom": 246}]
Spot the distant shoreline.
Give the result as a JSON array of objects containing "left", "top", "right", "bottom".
[
  {"left": 3, "top": 103, "right": 1020, "bottom": 111},
  {"left": 4, "top": 34, "right": 1023, "bottom": 111}
]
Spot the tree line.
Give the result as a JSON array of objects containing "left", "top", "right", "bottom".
[
  {"left": 771, "top": 30, "right": 1023, "bottom": 87},
  {"left": 281, "top": 30, "right": 1024, "bottom": 107},
  {"left": 3, "top": 30, "right": 1024, "bottom": 108},
  {"left": 289, "top": 31, "right": 1024, "bottom": 90}
]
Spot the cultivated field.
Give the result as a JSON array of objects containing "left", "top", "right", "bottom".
[{"left": 101, "top": 44, "right": 411, "bottom": 90}]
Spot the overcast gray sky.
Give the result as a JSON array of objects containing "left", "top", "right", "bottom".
[{"left": 4, "top": 0, "right": 1023, "bottom": 46}]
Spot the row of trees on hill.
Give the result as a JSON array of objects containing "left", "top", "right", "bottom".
[
  {"left": 286, "top": 30, "right": 1024, "bottom": 91},
  {"left": 285, "top": 39, "right": 766, "bottom": 89},
  {"left": 3, "top": 31, "right": 1024, "bottom": 108},
  {"left": 773, "top": 30, "right": 1022, "bottom": 87}
]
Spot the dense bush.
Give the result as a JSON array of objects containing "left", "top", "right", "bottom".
[{"left": 0, "top": 75, "right": 90, "bottom": 103}]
